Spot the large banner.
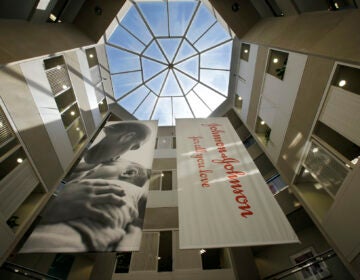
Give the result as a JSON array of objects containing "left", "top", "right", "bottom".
[
  {"left": 21, "top": 120, "right": 157, "bottom": 252},
  {"left": 176, "top": 118, "right": 298, "bottom": 249}
]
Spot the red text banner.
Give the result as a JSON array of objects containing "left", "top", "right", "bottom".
[{"left": 176, "top": 118, "right": 298, "bottom": 249}]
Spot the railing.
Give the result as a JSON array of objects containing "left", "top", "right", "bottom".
[{"left": 263, "top": 249, "right": 336, "bottom": 280}]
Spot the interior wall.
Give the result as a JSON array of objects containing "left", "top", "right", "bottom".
[
  {"left": 242, "top": 9, "right": 360, "bottom": 64},
  {"left": 0, "top": 20, "right": 93, "bottom": 65}
]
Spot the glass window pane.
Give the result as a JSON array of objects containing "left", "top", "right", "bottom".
[
  {"left": 200, "top": 69, "right": 229, "bottom": 95},
  {"left": 174, "top": 39, "right": 197, "bottom": 64},
  {"left": 134, "top": 93, "right": 158, "bottom": 120},
  {"left": 169, "top": 2, "right": 197, "bottom": 36},
  {"left": 108, "top": 25, "right": 145, "bottom": 53},
  {"left": 141, "top": 57, "right": 167, "bottom": 81},
  {"left": 186, "top": 4, "right": 216, "bottom": 43},
  {"left": 138, "top": 2, "right": 168, "bottom": 37},
  {"left": 175, "top": 56, "right": 199, "bottom": 78},
  {"left": 54, "top": 89, "right": 76, "bottom": 113},
  {"left": 112, "top": 71, "right": 142, "bottom": 100},
  {"left": 143, "top": 41, "right": 167, "bottom": 63},
  {"left": 146, "top": 71, "right": 167, "bottom": 94},
  {"left": 174, "top": 69, "right": 197, "bottom": 94},
  {"left": 152, "top": 98, "right": 172, "bottom": 126},
  {"left": 161, "top": 71, "right": 183, "bottom": 97},
  {"left": 121, "top": 6, "right": 152, "bottom": 45},
  {"left": 193, "top": 83, "right": 226, "bottom": 110},
  {"left": 194, "top": 22, "right": 231, "bottom": 52},
  {"left": 158, "top": 38, "right": 181, "bottom": 62},
  {"left": 200, "top": 41, "right": 232, "bottom": 69},
  {"left": 186, "top": 91, "right": 211, "bottom": 118},
  {"left": 173, "top": 97, "right": 193, "bottom": 121},
  {"left": 118, "top": 86, "right": 150, "bottom": 113},
  {"left": 106, "top": 45, "right": 140, "bottom": 73}
]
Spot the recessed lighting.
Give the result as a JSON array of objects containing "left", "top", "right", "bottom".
[
  {"left": 304, "top": 169, "right": 309, "bottom": 174},
  {"left": 161, "top": 173, "right": 164, "bottom": 177},
  {"left": 14, "top": 269, "right": 19, "bottom": 273},
  {"left": 334, "top": 2, "right": 339, "bottom": 9},
  {"left": 312, "top": 147, "right": 319, "bottom": 153},
  {"left": 244, "top": 49, "right": 248, "bottom": 54},
  {"left": 157, "top": 256, "right": 161, "bottom": 260},
  {"left": 49, "top": 13, "right": 57, "bottom": 22},
  {"left": 238, "top": 96, "right": 242, "bottom": 101},
  {"left": 273, "top": 58, "right": 279, "bottom": 64},
  {"left": 56, "top": 65, "right": 61, "bottom": 70},
  {"left": 89, "top": 54, "right": 94, "bottom": 58},
  {"left": 99, "top": 101, "right": 103, "bottom": 105},
  {"left": 62, "top": 85, "right": 68, "bottom": 90},
  {"left": 260, "top": 120, "right": 265, "bottom": 125},
  {"left": 345, "top": 163, "right": 351, "bottom": 168},
  {"left": 0, "top": 122, "right": 3, "bottom": 128},
  {"left": 338, "top": 80, "right": 346, "bottom": 87},
  {"left": 17, "top": 158, "right": 23, "bottom": 163},
  {"left": 200, "top": 249, "right": 206, "bottom": 255},
  {"left": 351, "top": 157, "right": 359, "bottom": 165},
  {"left": 70, "top": 111, "right": 75, "bottom": 116},
  {"left": 76, "top": 127, "right": 80, "bottom": 131},
  {"left": 314, "top": 183, "right": 323, "bottom": 190}
]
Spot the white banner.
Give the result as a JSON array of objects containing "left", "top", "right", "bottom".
[
  {"left": 176, "top": 118, "right": 298, "bottom": 249},
  {"left": 21, "top": 120, "right": 157, "bottom": 253}
]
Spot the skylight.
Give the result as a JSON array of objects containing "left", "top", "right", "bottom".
[{"left": 105, "top": 0, "right": 233, "bottom": 126}]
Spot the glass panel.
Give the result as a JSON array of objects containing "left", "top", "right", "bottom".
[
  {"left": 61, "top": 103, "right": 80, "bottom": 129},
  {"left": 138, "top": 2, "right": 168, "bottom": 37},
  {"left": 141, "top": 57, "right": 167, "bottom": 81},
  {"left": 114, "top": 252, "right": 132, "bottom": 273},
  {"left": 134, "top": 93, "right": 157, "bottom": 120},
  {"left": 304, "top": 142, "right": 349, "bottom": 196},
  {"left": 161, "top": 71, "right": 183, "bottom": 96},
  {"left": 119, "top": 86, "right": 149, "bottom": 113},
  {"left": 174, "top": 69, "right": 197, "bottom": 94},
  {"left": 169, "top": 1, "right": 197, "bottom": 36},
  {"left": 108, "top": 25, "right": 145, "bottom": 54},
  {"left": 173, "top": 97, "right": 193, "bottom": 120},
  {"left": 85, "top": 47, "right": 99, "bottom": 68},
  {"left": 240, "top": 43, "right": 250, "bottom": 61},
  {"left": 54, "top": 89, "right": 76, "bottom": 113},
  {"left": 194, "top": 22, "right": 231, "bottom": 52},
  {"left": 161, "top": 171, "right": 173, "bottom": 191},
  {"left": 200, "top": 41, "right": 232, "bottom": 69},
  {"left": 186, "top": 4, "right": 216, "bottom": 43},
  {"left": 45, "top": 66, "right": 71, "bottom": 95},
  {"left": 44, "top": 56, "right": 65, "bottom": 70},
  {"left": 174, "top": 39, "right": 198, "bottom": 64},
  {"left": 331, "top": 64, "right": 360, "bottom": 95},
  {"left": 186, "top": 91, "right": 211, "bottom": 118},
  {"left": 176, "top": 56, "right": 199, "bottom": 78},
  {"left": 200, "top": 69, "right": 229, "bottom": 95},
  {"left": 0, "top": 107, "right": 15, "bottom": 146},
  {"left": 143, "top": 41, "right": 167, "bottom": 63},
  {"left": 106, "top": 45, "right": 140, "bottom": 73},
  {"left": 146, "top": 71, "right": 167, "bottom": 94},
  {"left": 158, "top": 231, "right": 173, "bottom": 272},
  {"left": 121, "top": 6, "right": 152, "bottom": 45},
  {"left": 67, "top": 117, "right": 86, "bottom": 149},
  {"left": 267, "top": 49, "right": 288, "bottom": 80},
  {"left": 193, "top": 83, "right": 226, "bottom": 110},
  {"left": 158, "top": 38, "right": 181, "bottom": 62},
  {"left": 0, "top": 147, "right": 25, "bottom": 181},
  {"left": 149, "top": 171, "right": 161, "bottom": 191},
  {"left": 112, "top": 71, "right": 142, "bottom": 100},
  {"left": 151, "top": 98, "right": 172, "bottom": 126}
]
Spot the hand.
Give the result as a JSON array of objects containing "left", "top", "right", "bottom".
[{"left": 42, "top": 179, "right": 126, "bottom": 226}]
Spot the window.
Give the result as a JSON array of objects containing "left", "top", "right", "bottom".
[
  {"left": 240, "top": 43, "right": 250, "bottom": 61},
  {"left": 255, "top": 116, "right": 271, "bottom": 145},
  {"left": 44, "top": 56, "right": 87, "bottom": 150},
  {"left": 114, "top": 253, "right": 132, "bottom": 273},
  {"left": 331, "top": 64, "right": 360, "bottom": 95},
  {"left": 158, "top": 231, "right": 173, "bottom": 272},
  {"left": 86, "top": 48, "right": 109, "bottom": 117},
  {"left": 149, "top": 170, "right": 174, "bottom": 191},
  {"left": 267, "top": 49, "right": 288, "bottom": 80},
  {"left": 200, "top": 248, "right": 231, "bottom": 270}
]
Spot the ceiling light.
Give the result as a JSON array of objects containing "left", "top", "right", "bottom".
[
  {"left": 312, "top": 147, "right": 319, "bottom": 153},
  {"left": 334, "top": 2, "right": 339, "bottom": 9},
  {"left": 49, "top": 13, "right": 57, "bottom": 22},
  {"left": 99, "top": 101, "right": 103, "bottom": 105},
  {"left": 14, "top": 269, "right": 19, "bottom": 273},
  {"left": 260, "top": 120, "right": 265, "bottom": 125},
  {"left": 238, "top": 96, "right": 242, "bottom": 101},
  {"left": 76, "top": 127, "right": 80, "bottom": 131},
  {"left": 17, "top": 158, "right": 23, "bottom": 163},
  {"left": 351, "top": 157, "right": 359, "bottom": 165},
  {"left": 62, "top": 85, "right": 68, "bottom": 90},
  {"left": 273, "top": 58, "right": 279, "bottom": 64},
  {"left": 89, "top": 54, "right": 94, "bottom": 58},
  {"left": 338, "top": 80, "right": 346, "bottom": 87},
  {"left": 161, "top": 173, "right": 164, "bottom": 177},
  {"left": 304, "top": 169, "right": 309, "bottom": 174},
  {"left": 200, "top": 249, "right": 206, "bottom": 255},
  {"left": 314, "top": 183, "right": 323, "bottom": 190},
  {"left": 157, "top": 256, "right": 161, "bottom": 260},
  {"left": 293, "top": 201, "right": 301, "bottom": 208},
  {"left": 0, "top": 122, "right": 3, "bottom": 128},
  {"left": 244, "top": 49, "right": 248, "bottom": 54},
  {"left": 56, "top": 65, "right": 61, "bottom": 70},
  {"left": 70, "top": 111, "right": 75, "bottom": 116},
  {"left": 345, "top": 163, "right": 351, "bottom": 168}
]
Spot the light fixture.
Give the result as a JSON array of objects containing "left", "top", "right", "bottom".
[
  {"left": 238, "top": 96, "right": 242, "bottom": 101},
  {"left": 49, "top": 13, "right": 57, "bottom": 22},
  {"left": 273, "top": 58, "right": 279, "bottom": 64},
  {"left": 0, "top": 122, "right": 3, "bottom": 128},
  {"left": 304, "top": 169, "right": 309, "bottom": 174},
  {"left": 314, "top": 183, "right": 323, "bottom": 190},
  {"left": 244, "top": 49, "right": 248, "bottom": 54},
  {"left": 161, "top": 173, "right": 164, "bottom": 177},
  {"left": 17, "top": 158, "right": 23, "bottom": 163},
  {"left": 345, "top": 163, "right": 351, "bottom": 168},
  {"left": 157, "top": 256, "right": 161, "bottom": 260},
  {"left": 351, "top": 157, "right": 359, "bottom": 165},
  {"left": 334, "top": 2, "right": 339, "bottom": 9},
  {"left": 99, "top": 101, "right": 103, "bottom": 105},
  {"left": 260, "top": 120, "right": 265, "bottom": 125},
  {"left": 70, "top": 111, "right": 75, "bottom": 116},
  {"left": 89, "top": 54, "right": 94, "bottom": 58},
  {"left": 14, "top": 269, "right": 19, "bottom": 273},
  {"left": 338, "top": 80, "right": 346, "bottom": 87},
  {"left": 76, "top": 127, "right": 80, "bottom": 131},
  {"left": 56, "top": 65, "right": 61, "bottom": 70},
  {"left": 312, "top": 147, "right": 319, "bottom": 153},
  {"left": 200, "top": 249, "right": 206, "bottom": 255},
  {"left": 62, "top": 84, "right": 68, "bottom": 90}
]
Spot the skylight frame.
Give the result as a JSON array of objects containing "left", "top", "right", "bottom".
[{"left": 105, "top": 0, "right": 234, "bottom": 126}]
